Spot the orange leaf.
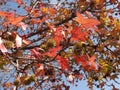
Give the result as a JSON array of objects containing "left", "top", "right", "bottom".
[
  {"left": 87, "top": 55, "right": 97, "bottom": 70},
  {"left": 74, "top": 12, "right": 100, "bottom": 29},
  {"left": 0, "top": 11, "right": 8, "bottom": 17},
  {"left": 11, "top": 16, "right": 24, "bottom": 25},
  {"left": 71, "top": 27, "right": 89, "bottom": 42},
  {"left": 49, "top": 8, "right": 57, "bottom": 15},
  {"left": 0, "top": 11, "right": 23, "bottom": 25},
  {"left": 15, "top": 0, "right": 24, "bottom": 5},
  {"left": 0, "top": 11, "right": 14, "bottom": 18}
]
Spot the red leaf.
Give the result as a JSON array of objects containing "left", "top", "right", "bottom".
[
  {"left": 71, "top": 27, "right": 89, "bottom": 42},
  {"left": 74, "top": 12, "right": 100, "bottom": 29},
  {"left": 58, "top": 56, "right": 69, "bottom": 70},
  {"left": 45, "top": 46, "right": 61, "bottom": 57},
  {"left": 52, "top": 26, "right": 64, "bottom": 46},
  {"left": 87, "top": 55, "right": 97, "bottom": 70},
  {"left": 0, "top": 37, "right": 8, "bottom": 55},
  {"left": 75, "top": 55, "right": 88, "bottom": 67}
]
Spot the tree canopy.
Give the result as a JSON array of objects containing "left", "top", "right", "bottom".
[{"left": 0, "top": 0, "right": 120, "bottom": 90}]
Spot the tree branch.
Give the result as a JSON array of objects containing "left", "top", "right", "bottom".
[{"left": 27, "top": 2, "right": 92, "bottom": 38}]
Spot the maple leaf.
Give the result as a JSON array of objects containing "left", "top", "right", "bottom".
[
  {"left": 0, "top": 11, "right": 24, "bottom": 26},
  {"left": 41, "top": 7, "right": 49, "bottom": 14},
  {"left": 10, "top": 16, "right": 24, "bottom": 25},
  {"left": 57, "top": 56, "right": 69, "bottom": 70},
  {"left": 87, "top": 55, "right": 97, "bottom": 70},
  {"left": 71, "top": 27, "right": 89, "bottom": 42},
  {"left": 75, "top": 55, "right": 88, "bottom": 67},
  {"left": 74, "top": 12, "right": 100, "bottom": 29},
  {"left": 0, "top": 37, "right": 8, "bottom": 55},
  {"left": 50, "top": 26, "right": 64, "bottom": 46}
]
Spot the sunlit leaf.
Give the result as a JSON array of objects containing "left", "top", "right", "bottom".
[
  {"left": 74, "top": 12, "right": 100, "bottom": 29},
  {"left": 0, "top": 37, "right": 8, "bottom": 55},
  {"left": 15, "top": 34, "right": 22, "bottom": 48}
]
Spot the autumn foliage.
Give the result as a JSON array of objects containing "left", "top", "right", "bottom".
[{"left": 0, "top": 0, "right": 120, "bottom": 90}]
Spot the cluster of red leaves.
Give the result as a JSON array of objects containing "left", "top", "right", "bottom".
[
  {"left": 75, "top": 55, "right": 97, "bottom": 70},
  {"left": 0, "top": 7, "right": 100, "bottom": 72},
  {"left": 57, "top": 56, "right": 69, "bottom": 70}
]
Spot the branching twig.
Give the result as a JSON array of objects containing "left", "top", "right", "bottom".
[{"left": 27, "top": 2, "right": 93, "bottom": 38}]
